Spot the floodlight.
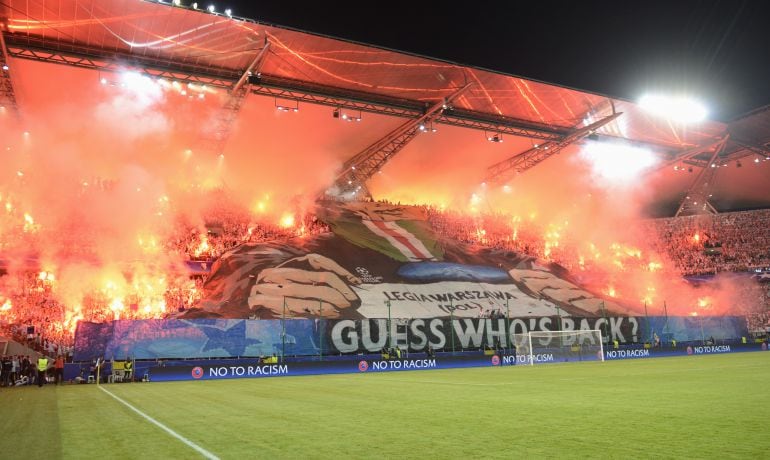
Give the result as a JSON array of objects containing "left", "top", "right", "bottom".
[
  {"left": 579, "top": 139, "right": 657, "bottom": 183},
  {"left": 418, "top": 121, "right": 437, "bottom": 133},
  {"left": 207, "top": 5, "right": 215, "bottom": 13},
  {"left": 275, "top": 98, "right": 299, "bottom": 112},
  {"left": 639, "top": 94, "right": 708, "bottom": 123},
  {"left": 333, "top": 108, "right": 362, "bottom": 122},
  {"left": 225, "top": 8, "right": 232, "bottom": 16}
]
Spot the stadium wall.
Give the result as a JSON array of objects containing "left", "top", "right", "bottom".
[
  {"left": 62, "top": 341, "right": 768, "bottom": 382},
  {"left": 144, "top": 342, "right": 768, "bottom": 382}
]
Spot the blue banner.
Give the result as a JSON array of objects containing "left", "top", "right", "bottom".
[
  {"left": 641, "top": 316, "right": 748, "bottom": 343},
  {"left": 74, "top": 318, "right": 321, "bottom": 361}
]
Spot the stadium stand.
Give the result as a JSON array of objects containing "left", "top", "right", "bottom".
[{"left": 2, "top": 197, "right": 769, "bottom": 355}]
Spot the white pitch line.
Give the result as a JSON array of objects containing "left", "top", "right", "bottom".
[{"left": 98, "top": 386, "right": 219, "bottom": 460}]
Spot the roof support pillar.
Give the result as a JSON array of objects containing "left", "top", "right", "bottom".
[
  {"left": 484, "top": 107, "right": 623, "bottom": 184},
  {"left": 327, "top": 83, "right": 473, "bottom": 199},
  {"left": 196, "top": 41, "right": 270, "bottom": 157},
  {"left": 674, "top": 135, "right": 729, "bottom": 217}
]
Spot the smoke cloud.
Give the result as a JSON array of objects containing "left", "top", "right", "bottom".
[{"left": 0, "top": 58, "right": 767, "bottom": 321}]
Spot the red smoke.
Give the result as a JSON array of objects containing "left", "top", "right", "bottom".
[{"left": 1, "top": 58, "right": 767, "bottom": 323}]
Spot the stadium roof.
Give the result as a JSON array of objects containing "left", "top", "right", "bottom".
[
  {"left": 726, "top": 105, "right": 770, "bottom": 152},
  {"left": 1, "top": 0, "right": 727, "bottom": 149},
  {"left": 2, "top": 0, "right": 769, "bottom": 212}
]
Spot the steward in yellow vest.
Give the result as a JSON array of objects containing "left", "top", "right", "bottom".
[{"left": 37, "top": 357, "right": 49, "bottom": 387}]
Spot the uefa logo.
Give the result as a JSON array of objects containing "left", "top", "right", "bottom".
[
  {"left": 762, "top": 342, "right": 768, "bottom": 351},
  {"left": 491, "top": 355, "right": 500, "bottom": 366},
  {"left": 191, "top": 366, "right": 204, "bottom": 379},
  {"left": 686, "top": 346, "right": 693, "bottom": 355},
  {"left": 358, "top": 360, "right": 369, "bottom": 372}
]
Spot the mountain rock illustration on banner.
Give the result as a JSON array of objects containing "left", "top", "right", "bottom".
[{"left": 190, "top": 202, "right": 632, "bottom": 319}]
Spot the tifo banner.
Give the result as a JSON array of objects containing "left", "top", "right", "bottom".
[
  {"left": 73, "top": 315, "right": 748, "bottom": 361},
  {"left": 191, "top": 202, "right": 631, "bottom": 320},
  {"left": 354, "top": 281, "right": 557, "bottom": 318}
]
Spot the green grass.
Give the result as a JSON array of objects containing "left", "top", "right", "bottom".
[{"left": 1, "top": 353, "right": 768, "bottom": 459}]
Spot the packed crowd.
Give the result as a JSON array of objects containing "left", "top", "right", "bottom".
[
  {"left": 0, "top": 272, "right": 74, "bottom": 357},
  {"left": 423, "top": 204, "right": 770, "bottom": 316},
  {"left": 746, "top": 310, "right": 770, "bottom": 334},
  {"left": 424, "top": 205, "right": 770, "bottom": 277},
  {"left": 0, "top": 204, "right": 330, "bottom": 355},
  {"left": 642, "top": 210, "right": 770, "bottom": 276}
]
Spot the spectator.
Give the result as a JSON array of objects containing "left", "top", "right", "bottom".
[{"left": 54, "top": 355, "right": 64, "bottom": 385}]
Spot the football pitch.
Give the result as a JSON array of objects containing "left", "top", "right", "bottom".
[{"left": 1, "top": 353, "right": 768, "bottom": 459}]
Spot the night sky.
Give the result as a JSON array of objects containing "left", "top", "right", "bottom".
[{"left": 227, "top": 0, "right": 770, "bottom": 122}]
